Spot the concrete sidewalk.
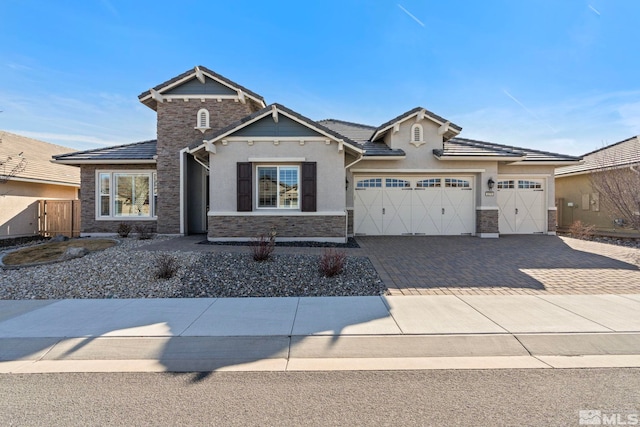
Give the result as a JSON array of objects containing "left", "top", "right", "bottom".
[{"left": 1, "top": 295, "right": 640, "bottom": 373}]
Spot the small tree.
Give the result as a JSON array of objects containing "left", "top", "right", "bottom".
[{"left": 589, "top": 143, "right": 640, "bottom": 231}]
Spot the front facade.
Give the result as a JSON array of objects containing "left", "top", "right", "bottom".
[
  {"left": 555, "top": 136, "right": 640, "bottom": 230},
  {"left": 1, "top": 131, "right": 80, "bottom": 239},
  {"left": 54, "top": 66, "right": 580, "bottom": 241}
]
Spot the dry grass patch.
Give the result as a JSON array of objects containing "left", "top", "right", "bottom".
[{"left": 2, "top": 239, "right": 117, "bottom": 266}]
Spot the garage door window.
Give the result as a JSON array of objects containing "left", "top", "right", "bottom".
[
  {"left": 386, "top": 178, "right": 410, "bottom": 188},
  {"left": 417, "top": 178, "right": 441, "bottom": 188},
  {"left": 497, "top": 180, "right": 515, "bottom": 189},
  {"left": 518, "top": 180, "right": 542, "bottom": 189},
  {"left": 357, "top": 178, "right": 382, "bottom": 188},
  {"left": 445, "top": 178, "right": 470, "bottom": 188}
]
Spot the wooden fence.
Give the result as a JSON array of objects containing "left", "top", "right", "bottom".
[{"left": 39, "top": 200, "right": 81, "bottom": 238}]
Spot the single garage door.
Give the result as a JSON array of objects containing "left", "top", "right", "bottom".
[
  {"left": 354, "top": 176, "right": 474, "bottom": 235},
  {"left": 497, "top": 179, "right": 546, "bottom": 234}
]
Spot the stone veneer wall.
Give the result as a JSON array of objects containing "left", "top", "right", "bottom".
[
  {"left": 476, "top": 209, "right": 499, "bottom": 234},
  {"left": 80, "top": 164, "right": 157, "bottom": 234},
  {"left": 208, "top": 215, "right": 346, "bottom": 240},
  {"left": 155, "top": 98, "right": 262, "bottom": 234},
  {"left": 346, "top": 209, "right": 354, "bottom": 236},
  {"left": 547, "top": 209, "right": 557, "bottom": 234}
]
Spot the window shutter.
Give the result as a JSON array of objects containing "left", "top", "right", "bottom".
[
  {"left": 301, "top": 162, "right": 316, "bottom": 212},
  {"left": 237, "top": 162, "right": 252, "bottom": 212}
]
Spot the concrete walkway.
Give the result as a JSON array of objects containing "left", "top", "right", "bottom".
[{"left": 1, "top": 295, "right": 640, "bottom": 373}]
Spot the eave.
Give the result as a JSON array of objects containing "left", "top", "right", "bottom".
[
  {"left": 506, "top": 160, "right": 583, "bottom": 166},
  {"left": 51, "top": 159, "right": 157, "bottom": 165},
  {"left": 5, "top": 176, "right": 80, "bottom": 187},
  {"left": 434, "top": 155, "right": 526, "bottom": 162}
]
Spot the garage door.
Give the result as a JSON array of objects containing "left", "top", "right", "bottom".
[
  {"left": 354, "top": 177, "right": 474, "bottom": 235},
  {"left": 497, "top": 179, "right": 546, "bottom": 234}
]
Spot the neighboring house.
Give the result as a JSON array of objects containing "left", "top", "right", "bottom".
[
  {"left": 0, "top": 131, "right": 80, "bottom": 239},
  {"left": 53, "top": 66, "right": 580, "bottom": 242},
  {"left": 555, "top": 136, "right": 640, "bottom": 230}
]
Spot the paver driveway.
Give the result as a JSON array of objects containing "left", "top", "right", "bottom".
[{"left": 356, "top": 235, "right": 640, "bottom": 295}]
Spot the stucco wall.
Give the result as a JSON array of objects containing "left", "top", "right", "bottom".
[
  {"left": 0, "top": 180, "right": 78, "bottom": 238},
  {"left": 555, "top": 173, "right": 616, "bottom": 229},
  {"left": 208, "top": 139, "right": 346, "bottom": 213}
]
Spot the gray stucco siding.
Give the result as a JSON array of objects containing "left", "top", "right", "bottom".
[
  {"left": 208, "top": 139, "right": 346, "bottom": 213},
  {"left": 231, "top": 115, "right": 325, "bottom": 138},
  {"left": 164, "top": 76, "right": 237, "bottom": 96}
]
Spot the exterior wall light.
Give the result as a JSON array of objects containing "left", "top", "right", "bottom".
[{"left": 487, "top": 178, "right": 495, "bottom": 190}]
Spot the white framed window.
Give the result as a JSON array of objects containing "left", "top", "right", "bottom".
[
  {"left": 416, "top": 178, "right": 441, "bottom": 188},
  {"left": 256, "top": 165, "right": 299, "bottom": 209},
  {"left": 356, "top": 178, "right": 382, "bottom": 188},
  {"left": 195, "top": 108, "right": 210, "bottom": 132},
  {"left": 96, "top": 170, "right": 157, "bottom": 219},
  {"left": 410, "top": 123, "right": 424, "bottom": 143},
  {"left": 386, "top": 178, "right": 410, "bottom": 188}
]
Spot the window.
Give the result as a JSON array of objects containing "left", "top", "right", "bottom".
[
  {"left": 411, "top": 124, "right": 423, "bottom": 143},
  {"left": 386, "top": 178, "right": 410, "bottom": 188},
  {"left": 356, "top": 178, "right": 382, "bottom": 188},
  {"left": 97, "top": 171, "right": 157, "bottom": 219},
  {"left": 518, "top": 180, "right": 542, "bottom": 189},
  {"left": 497, "top": 180, "right": 515, "bottom": 189},
  {"left": 416, "top": 178, "right": 441, "bottom": 188},
  {"left": 195, "top": 108, "right": 210, "bottom": 132},
  {"left": 445, "top": 178, "right": 470, "bottom": 188},
  {"left": 257, "top": 166, "right": 299, "bottom": 209}
]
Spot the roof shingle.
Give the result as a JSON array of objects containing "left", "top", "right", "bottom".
[{"left": 53, "top": 140, "right": 157, "bottom": 163}]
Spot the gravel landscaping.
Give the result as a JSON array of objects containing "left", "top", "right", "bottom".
[{"left": 0, "top": 237, "right": 386, "bottom": 300}]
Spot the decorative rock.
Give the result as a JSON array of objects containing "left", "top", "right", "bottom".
[
  {"left": 60, "top": 246, "right": 89, "bottom": 261},
  {"left": 50, "top": 235, "right": 70, "bottom": 243}
]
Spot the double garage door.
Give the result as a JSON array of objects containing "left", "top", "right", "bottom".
[{"left": 354, "top": 176, "right": 474, "bottom": 236}]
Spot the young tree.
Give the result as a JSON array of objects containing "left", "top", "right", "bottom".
[{"left": 589, "top": 142, "right": 640, "bottom": 231}]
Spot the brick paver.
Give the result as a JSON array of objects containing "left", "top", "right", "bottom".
[
  {"left": 141, "top": 234, "right": 640, "bottom": 296},
  {"left": 356, "top": 235, "right": 640, "bottom": 295}
]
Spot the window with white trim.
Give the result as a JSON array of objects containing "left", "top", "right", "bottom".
[
  {"left": 497, "top": 180, "right": 515, "bottom": 189},
  {"left": 518, "top": 180, "right": 542, "bottom": 189},
  {"left": 97, "top": 171, "right": 157, "bottom": 219},
  {"left": 257, "top": 166, "right": 299, "bottom": 209},
  {"left": 411, "top": 124, "right": 423, "bottom": 143},
  {"left": 445, "top": 178, "right": 470, "bottom": 188}
]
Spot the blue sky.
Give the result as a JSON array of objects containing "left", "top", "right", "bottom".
[{"left": 1, "top": 0, "right": 639, "bottom": 155}]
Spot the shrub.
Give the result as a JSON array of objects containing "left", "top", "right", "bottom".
[
  {"left": 319, "top": 249, "right": 347, "bottom": 277},
  {"left": 135, "top": 224, "right": 153, "bottom": 240},
  {"left": 569, "top": 220, "right": 596, "bottom": 240},
  {"left": 117, "top": 223, "right": 132, "bottom": 238},
  {"left": 250, "top": 231, "right": 276, "bottom": 262},
  {"left": 155, "top": 254, "right": 179, "bottom": 279}
]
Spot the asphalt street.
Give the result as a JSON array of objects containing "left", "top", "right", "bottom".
[{"left": 2, "top": 369, "right": 639, "bottom": 426}]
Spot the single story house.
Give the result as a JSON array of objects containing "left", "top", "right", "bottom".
[
  {"left": 53, "top": 66, "right": 580, "bottom": 242},
  {"left": 1, "top": 131, "right": 80, "bottom": 240},
  {"left": 555, "top": 135, "right": 640, "bottom": 230}
]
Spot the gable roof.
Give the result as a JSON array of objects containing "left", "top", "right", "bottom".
[
  {"left": 189, "top": 103, "right": 364, "bottom": 153},
  {"left": 555, "top": 136, "right": 640, "bottom": 177},
  {"left": 371, "top": 107, "right": 462, "bottom": 142},
  {"left": 53, "top": 140, "right": 157, "bottom": 164},
  {"left": 138, "top": 66, "right": 266, "bottom": 111},
  {"left": 0, "top": 131, "right": 80, "bottom": 186},
  {"left": 435, "top": 137, "right": 582, "bottom": 164}
]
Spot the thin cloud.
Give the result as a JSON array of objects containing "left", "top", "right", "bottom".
[
  {"left": 588, "top": 5, "right": 601, "bottom": 16},
  {"left": 397, "top": 4, "right": 425, "bottom": 27},
  {"left": 502, "top": 89, "right": 557, "bottom": 133}
]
